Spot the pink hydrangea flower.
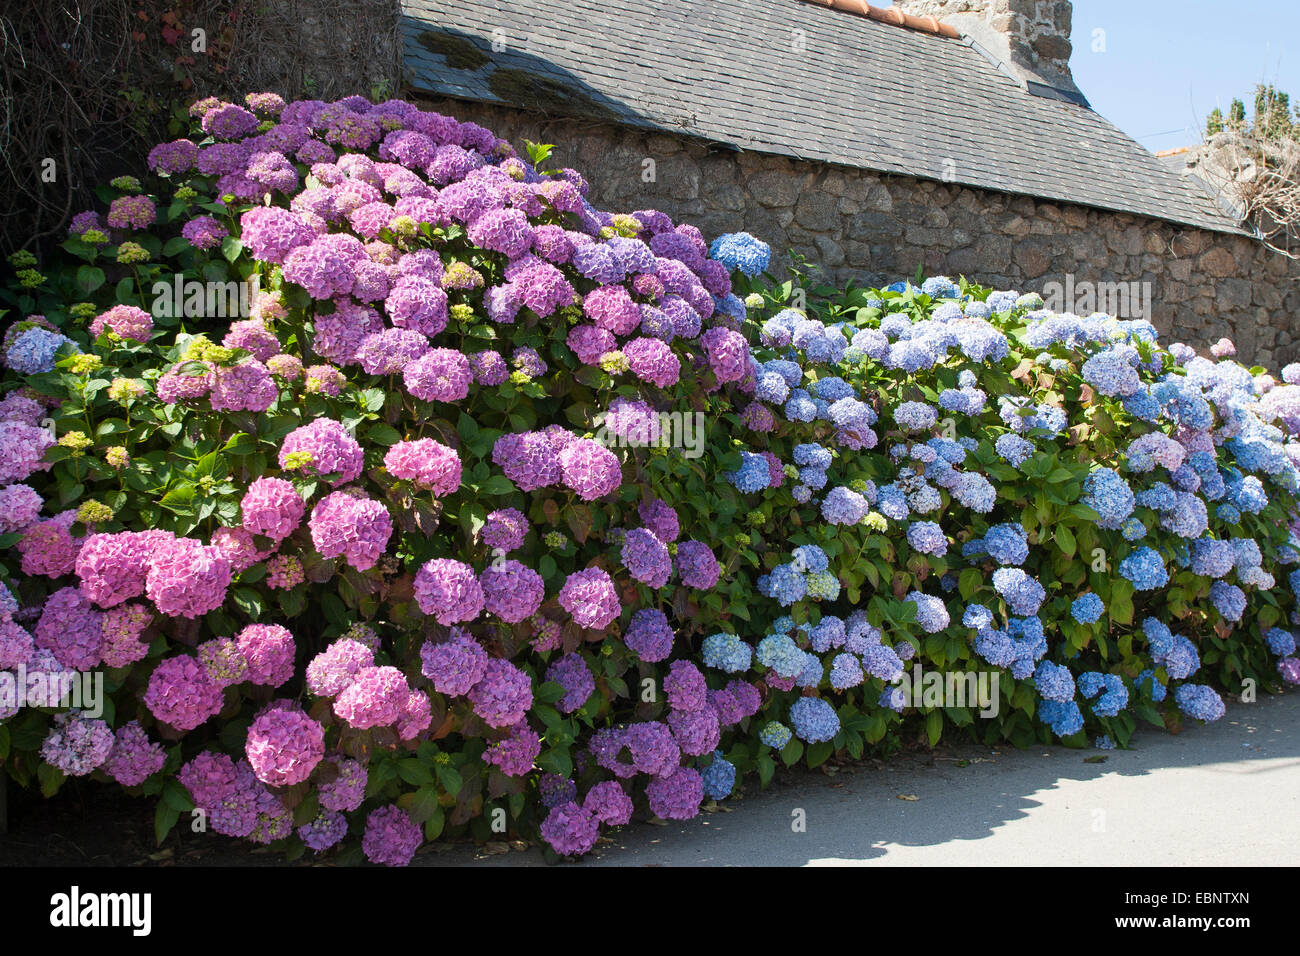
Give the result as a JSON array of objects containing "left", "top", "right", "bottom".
[
  {"left": 241, "top": 477, "right": 305, "bottom": 540},
  {"left": 333, "top": 665, "right": 409, "bottom": 728},
  {"left": 558, "top": 567, "right": 621, "bottom": 630},
  {"left": 144, "top": 655, "right": 225, "bottom": 731},
  {"left": 35, "top": 586, "right": 104, "bottom": 669},
  {"left": 309, "top": 490, "right": 393, "bottom": 571},
  {"left": 413, "top": 558, "right": 484, "bottom": 625},
  {"left": 144, "top": 537, "right": 232, "bottom": 619},
  {"left": 362, "top": 804, "right": 422, "bottom": 866},
  {"left": 279, "top": 418, "right": 364, "bottom": 485},
  {"left": 403, "top": 347, "right": 473, "bottom": 403},
  {"left": 90, "top": 304, "right": 153, "bottom": 342},
  {"left": 237, "top": 623, "right": 296, "bottom": 687},
  {"left": 558, "top": 438, "right": 622, "bottom": 500},
  {"left": 479, "top": 560, "right": 546, "bottom": 623},
  {"left": 245, "top": 705, "right": 326, "bottom": 787},
  {"left": 306, "top": 638, "right": 374, "bottom": 697},
  {"left": 383, "top": 438, "right": 462, "bottom": 496}
]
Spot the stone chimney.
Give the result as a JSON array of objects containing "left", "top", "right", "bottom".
[{"left": 892, "top": 1, "right": 1081, "bottom": 101}]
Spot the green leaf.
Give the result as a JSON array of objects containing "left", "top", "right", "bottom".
[
  {"left": 162, "top": 780, "right": 195, "bottom": 812},
  {"left": 1055, "top": 524, "right": 1076, "bottom": 559},
  {"left": 479, "top": 475, "right": 517, "bottom": 496},
  {"left": 397, "top": 759, "right": 434, "bottom": 786},
  {"left": 368, "top": 423, "right": 402, "bottom": 446},
  {"left": 221, "top": 236, "right": 244, "bottom": 263},
  {"left": 435, "top": 763, "right": 463, "bottom": 797},
  {"left": 159, "top": 482, "right": 196, "bottom": 515},
  {"left": 75, "top": 264, "right": 106, "bottom": 295},
  {"left": 221, "top": 432, "right": 258, "bottom": 456},
  {"left": 926, "top": 710, "right": 943, "bottom": 747},
  {"left": 805, "top": 740, "right": 833, "bottom": 768},
  {"left": 154, "top": 800, "right": 180, "bottom": 845}
]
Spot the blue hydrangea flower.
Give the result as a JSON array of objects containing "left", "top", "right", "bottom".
[
  {"left": 1034, "top": 661, "right": 1076, "bottom": 702},
  {"left": 727, "top": 451, "right": 770, "bottom": 493},
  {"left": 829, "top": 653, "right": 865, "bottom": 690},
  {"left": 808, "top": 617, "right": 846, "bottom": 652},
  {"left": 895, "top": 401, "right": 938, "bottom": 432},
  {"left": 759, "top": 721, "right": 793, "bottom": 748},
  {"left": 907, "top": 520, "right": 947, "bottom": 556},
  {"left": 708, "top": 231, "right": 771, "bottom": 277},
  {"left": 1266, "top": 628, "right": 1297, "bottom": 657},
  {"left": 1118, "top": 547, "right": 1168, "bottom": 591},
  {"left": 756, "top": 633, "right": 805, "bottom": 678},
  {"left": 789, "top": 697, "right": 840, "bottom": 743},
  {"left": 701, "top": 633, "right": 754, "bottom": 673},
  {"left": 1038, "top": 699, "right": 1084, "bottom": 738},
  {"left": 963, "top": 603, "right": 994, "bottom": 629},
  {"left": 1081, "top": 467, "right": 1135, "bottom": 529},
  {"left": 1209, "top": 581, "right": 1246, "bottom": 622},
  {"left": 992, "top": 567, "right": 1046, "bottom": 615},
  {"left": 1135, "top": 668, "right": 1167, "bottom": 702},
  {"left": 994, "top": 433, "right": 1033, "bottom": 468},
  {"left": 1174, "top": 684, "right": 1225, "bottom": 722},
  {"left": 921, "top": 275, "right": 959, "bottom": 299},
  {"left": 700, "top": 751, "right": 737, "bottom": 800},
  {"left": 766, "top": 564, "right": 806, "bottom": 607},
  {"left": 1070, "top": 593, "right": 1104, "bottom": 624},
  {"left": 1077, "top": 671, "right": 1128, "bottom": 717},
  {"left": 906, "top": 591, "right": 949, "bottom": 632},
  {"left": 7, "top": 327, "right": 77, "bottom": 374},
  {"left": 983, "top": 523, "right": 1028, "bottom": 565},
  {"left": 790, "top": 544, "right": 829, "bottom": 574}
]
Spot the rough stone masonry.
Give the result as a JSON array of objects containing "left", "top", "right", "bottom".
[{"left": 415, "top": 96, "right": 1300, "bottom": 369}]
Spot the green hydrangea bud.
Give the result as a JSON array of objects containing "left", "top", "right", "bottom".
[
  {"left": 282, "top": 450, "right": 314, "bottom": 471},
  {"left": 388, "top": 215, "right": 417, "bottom": 237},
  {"left": 734, "top": 532, "right": 751, "bottom": 547},
  {"left": 109, "top": 175, "right": 142, "bottom": 191},
  {"left": 174, "top": 186, "right": 198, "bottom": 201},
  {"left": 16, "top": 269, "right": 45, "bottom": 288},
  {"left": 115, "top": 241, "right": 150, "bottom": 264},
  {"left": 609, "top": 214, "right": 640, "bottom": 237},
  {"left": 58, "top": 431, "right": 92, "bottom": 455},
  {"left": 599, "top": 351, "right": 628, "bottom": 375},
  {"left": 543, "top": 531, "right": 568, "bottom": 549},
  {"left": 863, "top": 511, "right": 887, "bottom": 532},
  {"left": 7, "top": 250, "right": 37, "bottom": 268},
  {"left": 75, "top": 500, "right": 114, "bottom": 524},
  {"left": 105, "top": 445, "right": 130, "bottom": 469},
  {"left": 746, "top": 509, "right": 767, "bottom": 527},
  {"left": 743, "top": 292, "right": 765, "bottom": 309},
  {"left": 449, "top": 303, "right": 475, "bottom": 323},
  {"left": 66, "top": 354, "right": 103, "bottom": 375},
  {"left": 108, "top": 377, "right": 145, "bottom": 402},
  {"left": 69, "top": 302, "right": 99, "bottom": 320},
  {"left": 80, "top": 229, "right": 110, "bottom": 246}
]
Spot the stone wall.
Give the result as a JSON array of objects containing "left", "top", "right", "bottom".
[{"left": 416, "top": 96, "right": 1300, "bottom": 370}]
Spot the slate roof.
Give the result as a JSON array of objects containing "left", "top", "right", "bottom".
[{"left": 400, "top": 0, "right": 1245, "bottom": 234}]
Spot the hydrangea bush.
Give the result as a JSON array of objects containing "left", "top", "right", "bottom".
[{"left": 2, "top": 94, "right": 1298, "bottom": 864}]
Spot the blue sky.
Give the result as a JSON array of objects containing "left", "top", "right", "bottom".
[{"left": 1069, "top": 0, "right": 1299, "bottom": 153}]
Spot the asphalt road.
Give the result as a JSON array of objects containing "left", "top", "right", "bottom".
[{"left": 418, "top": 688, "right": 1300, "bottom": 866}]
